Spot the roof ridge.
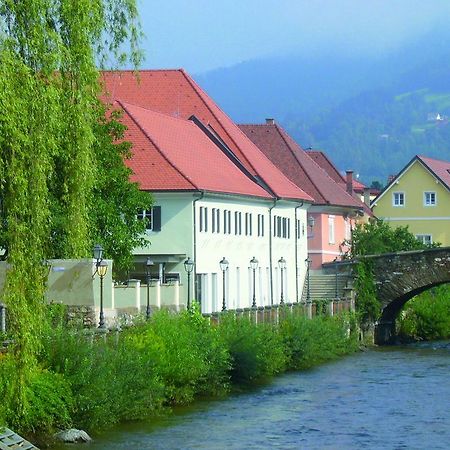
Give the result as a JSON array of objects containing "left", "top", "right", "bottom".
[
  {"left": 180, "top": 70, "right": 262, "bottom": 177},
  {"left": 118, "top": 100, "right": 199, "bottom": 191},
  {"left": 273, "top": 123, "right": 333, "bottom": 204}
]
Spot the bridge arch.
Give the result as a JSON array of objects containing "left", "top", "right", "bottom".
[{"left": 359, "top": 247, "right": 450, "bottom": 344}]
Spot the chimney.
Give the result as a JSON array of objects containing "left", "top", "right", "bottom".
[
  {"left": 387, "top": 174, "right": 396, "bottom": 184},
  {"left": 363, "top": 187, "right": 371, "bottom": 206},
  {"left": 346, "top": 170, "right": 354, "bottom": 195},
  {"left": 265, "top": 118, "right": 275, "bottom": 125}
]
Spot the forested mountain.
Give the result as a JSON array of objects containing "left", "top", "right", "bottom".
[{"left": 194, "top": 30, "right": 450, "bottom": 185}]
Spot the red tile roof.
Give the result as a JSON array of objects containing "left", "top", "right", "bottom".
[
  {"left": 119, "top": 101, "right": 273, "bottom": 198},
  {"left": 101, "top": 70, "right": 312, "bottom": 202},
  {"left": 238, "top": 123, "right": 363, "bottom": 209},
  {"left": 418, "top": 155, "right": 450, "bottom": 190},
  {"left": 307, "top": 150, "right": 367, "bottom": 192}
]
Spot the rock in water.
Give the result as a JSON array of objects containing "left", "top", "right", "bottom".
[{"left": 54, "top": 429, "right": 92, "bottom": 443}]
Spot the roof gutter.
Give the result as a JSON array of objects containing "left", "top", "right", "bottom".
[
  {"left": 268, "top": 198, "right": 278, "bottom": 305},
  {"left": 193, "top": 191, "right": 205, "bottom": 304},
  {"left": 295, "top": 201, "right": 304, "bottom": 302}
]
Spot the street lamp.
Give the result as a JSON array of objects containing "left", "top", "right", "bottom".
[
  {"left": 145, "top": 256, "right": 154, "bottom": 320},
  {"left": 219, "top": 257, "right": 229, "bottom": 311},
  {"left": 250, "top": 256, "right": 258, "bottom": 308},
  {"left": 278, "top": 257, "right": 286, "bottom": 305},
  {"left": 305, "top": 257, "right": 312, "bottom": 303},
  {"left": 93, "top": 244, "right": 108, "bottom": 329},
  {"left": 184, "top": 257, "right": 194, "bottom": 309}
]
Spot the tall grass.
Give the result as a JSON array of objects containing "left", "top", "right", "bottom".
[{"left": 0, "top": 305, "right": 358, "bottom": 435}]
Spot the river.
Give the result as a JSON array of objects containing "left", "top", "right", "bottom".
[{"left": 52, "top": 341, "right": 450, "bottom": 449}]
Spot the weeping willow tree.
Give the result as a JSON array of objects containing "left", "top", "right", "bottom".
[{"left": 0, "top": 0, "right": 141, "bottom": 423}]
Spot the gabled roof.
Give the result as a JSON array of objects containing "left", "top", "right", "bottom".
[
  {"left": 119, "top": 101, "right": 272, "bottom": 198},
  {"left": 101, "top": 70, "right": 312, "bottom": 202},
  {"left": 418, "top": 155, "right": 450, "bottom": 190},
  {"left": 238, "top": 123, "right": 363, "bottom": 209},
  {"left": 373, "top": 154, "right": 450, "bottom": 205}
]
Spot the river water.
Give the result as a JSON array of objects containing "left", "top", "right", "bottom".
[{"left": 52, "top": 341, "right": 450, "bottom": 450}]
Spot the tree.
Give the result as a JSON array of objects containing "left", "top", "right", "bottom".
[
  {"left": 0, "top": 0, "right": 142, "bottom": 424},
  {"left": 345, "top": 219, "right": 435, "bottom": 258}
]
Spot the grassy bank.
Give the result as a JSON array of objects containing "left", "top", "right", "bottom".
[
  {"left": 397, "top": 285, "right": 450, "bottom": 341},
  {"left": 0, "top": 306, "right": 358, "bottom": 437}
]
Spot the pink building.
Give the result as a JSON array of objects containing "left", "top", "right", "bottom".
[{"left": 239, "top": 120, "right": 369, "bottom": 269}]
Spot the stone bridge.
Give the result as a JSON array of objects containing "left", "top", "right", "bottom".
[{"left": 354, "top": 247, "right": 450, "bottom": 344}]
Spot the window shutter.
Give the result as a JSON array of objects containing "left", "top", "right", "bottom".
[{"left": 153, "top": 206, "right": 161, "bottom": 231}]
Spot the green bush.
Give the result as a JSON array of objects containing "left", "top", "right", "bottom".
[
  {"left": 280, "top": 313, "right": 358, "bottom": 370},
  {"left": 217, "top": 313, "right": 286, "bottom": 384},
  {"left": 397, "top": 285, "right": 450, "bottom": 341}
]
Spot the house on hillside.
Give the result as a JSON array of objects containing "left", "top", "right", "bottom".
[
  {"left": 239, "top": 119, "right": 367, "bottom": 270},
  {"left": 101, "top": 70, "right": 313, "bottom": 312},
  {"left": 371, "top": 155, "right": 450, "bottom": 246}
]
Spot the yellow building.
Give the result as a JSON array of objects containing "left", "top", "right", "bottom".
[{"left": 372, "top": 155, "right": 450, "bottom": 246}]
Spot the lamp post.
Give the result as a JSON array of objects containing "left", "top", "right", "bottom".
[
  {"left": 184, "top": 257, "right": 194, "bottom": 309},
  {"left": 305, "top": 257, "right": 312, "bottom": 303},
  {"left": 250, "top": 256, "right": 258, "bottom": 308},
  {"left": 93, "top": 244, "right": 108, "bottom": 329},
  {"left": 145, "top": 257, "right": 154, "bottom": 320},
  {"left": 219, "top": 257, "right": 229, "bottom": 311},
  {"left": 278, "top": 257, "right": 286, "bottom": 305}
]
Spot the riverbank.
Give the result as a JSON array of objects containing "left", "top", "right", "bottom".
[
  {"left": 0, "top": 305, "right": 358, "bottom": 444},
  {"left": 54, "top": 340, "right": 449, "bottom": 450}
]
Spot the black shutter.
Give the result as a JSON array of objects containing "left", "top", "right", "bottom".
[{"left": 153, "top": 206, "right": 161, "bottom": 231}]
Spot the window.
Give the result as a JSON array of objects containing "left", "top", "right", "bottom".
[
  {"left": 199, "top": 206, "right": 208, "bottom": 232},
  {"left": 257, "top": 214, "right": 265, "bottom": 237},
  {"left": 235, "top": 211, "right": 242, "bottom": 235},
  {"left": 345, "top": 218, "right": 351, "bottom": 241},
  {"left": 296, "top": 219, "right": 301, "bottom": 239},
  {"left": 273, "top": 215, "right": 290, "bottom": 239},
  {"left": 328, "top": 215, "right": 335, "bottom": 244},
  {"left": 416, "top": 234, "right": 432, "bottom": 245},
  {"left": 223, "top": 210, "right": 231, "bottom": 234},
  {"left": 393, "top": 192, "right": 405, "bottom": 207},
  {"left": 424, "top": 191, "right": 436, "bottom": 206},
  {"left": 245, "top": 213, "right": 252, "bottom": 236},
  {"left": 137, "top": 206, "right": 161, "bottom": 231},
  {"left": 212, "top": 208, "right": 220, "bottom": 233}
]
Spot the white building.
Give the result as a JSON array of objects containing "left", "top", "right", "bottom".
[{"left": 102, "top": 71, "right": 313, "bottom": 312}]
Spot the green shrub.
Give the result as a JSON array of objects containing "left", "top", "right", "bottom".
[
  {"left": 217, "top": 313, "right": 286, "bottom": 384},
  {"left": 397, "top": 285, "right": 450, "bottom": 340},
  {"left": 280, "top": 313, "right": 358, "bottom": 370}
]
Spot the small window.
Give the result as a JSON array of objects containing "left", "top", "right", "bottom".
[
  {"left": 393, "top": 192, "right": 405, "bottom": 207},
  {"left": 212, "top": 208, "right": 220, "bottom": 233},
  {"left": 137, "top": 206, "right": 161, "bottom": 231},
  {"left": 235, "top": 211, "right": 242, "bottom": 235},
  {"left": 257, "top": 214, "right": 265, "bottom": 237},
  {"left": 199, "top": 206, "right": 208, "bottom": 232},
  {"left": 328, "top": 215, "right": 335, "bottom": 244},
  {"left": 424, "top": 191, "right": 436, "bottom": 206},
  {"left": 416, "top": 234, "right": 432, "bottom": 245},
  {"left": 245, "top": 213, "right": 252, "bottom": 236}
]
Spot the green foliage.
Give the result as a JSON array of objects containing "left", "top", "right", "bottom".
[
  {"left": 217, "top": 314, "right": 286, "bottom": 384},
  {"left": 1, "top": 307, "right": 357, "bottom": 434},
  {"left": 0, "top": 0, "right": 142, "bottom": 422},
  {"left": 397, "top": 285, "right": 450, "bottom": 341},
  {"left": 354, "top": 260, "right": 380, "bottom": 323},
  {"left": 279, "top": 313, "right": 358, "bottom": 370},
  {"left": 347, "top": 219, "right": 433, "bottom": 258}
]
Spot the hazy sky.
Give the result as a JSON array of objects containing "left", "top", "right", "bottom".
[{"left": 139, "top": 0, "right": 450, "bottom": 74}]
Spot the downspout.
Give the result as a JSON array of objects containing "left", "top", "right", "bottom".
[
  {"left": 295, "top": 201, "right": 304, "bottom": 302},
  {"left": 192, "top": 191, "right": 205, "bottom": 303},
  {"left": 268, "top": 199, "right": 278, "bottom": 305}
]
